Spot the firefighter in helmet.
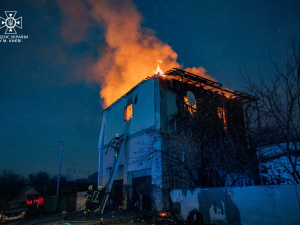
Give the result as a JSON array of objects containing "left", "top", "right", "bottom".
[
  {"left": 84, "top": 185, "right": 94, "bottom": 216},
  {"left": 105, "top": 133, "right": 123, "bottom": 160},
  {"left": 111, "top": 133, "right": 122, "bottom": 160},
  {"left": 92, "top": 185, "right": 103, "bottom": 213}
]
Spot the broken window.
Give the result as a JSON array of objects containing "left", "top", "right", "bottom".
[
  {"left": 124, "top": 104, "right": 133, "bottom": 121},
  {"left": 217, "top": 107, "right": 227, "bottom": 131}
]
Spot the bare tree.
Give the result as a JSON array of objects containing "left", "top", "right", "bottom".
[
  {"left": 245, "top": 38, "right": 300, "bottom": 184},
  {"left": 28, "top": 171, "right": 50, "bottom": 194},
  {"left": 134, "top": 103, "right": 259, "bottom": 189},
  {"left": 0, "top": 171, "right": 26, "bottom": 203}
]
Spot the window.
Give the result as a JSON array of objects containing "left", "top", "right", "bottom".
[
  {"left": 124, "top": 104, "right": 133, "bottom": 121},
  {"left": 217, "top": 107, "right": 227, "bottom": 131}
]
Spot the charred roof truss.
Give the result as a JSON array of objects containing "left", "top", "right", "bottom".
[{"left": 164, "top": 68, "right": 257, "bottom": 103}]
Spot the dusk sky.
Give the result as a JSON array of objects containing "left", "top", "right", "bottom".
[{"left": 0, "top": 0, "right": 299, "bottom": 179}]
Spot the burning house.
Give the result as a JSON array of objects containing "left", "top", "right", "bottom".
[{"left": 97, "top": 68, "right": 258, "bottom": 211}]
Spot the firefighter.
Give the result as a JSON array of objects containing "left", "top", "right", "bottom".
[
  {"left": 111, "top": 133, "right": 122, "bottom": 160},
  {"left": 92, "top": 185, "right": 103, "bottom": 213},
  {"left": 105, "top": 133, "right": 123, "bottom": 160},
  {"left": 84, "top": 185, "right": 94, "bottom": 216}
]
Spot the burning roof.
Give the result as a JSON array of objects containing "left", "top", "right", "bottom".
[{"left": 104, "top": 68, "right": 257, "bottom": 110}]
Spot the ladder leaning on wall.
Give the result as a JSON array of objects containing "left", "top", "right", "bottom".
[{"left": 99, "top": 120, "right": 131, "bottom": 214}]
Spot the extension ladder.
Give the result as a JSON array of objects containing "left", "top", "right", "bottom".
[{"left": 99, "top": 120, "right": 131, "bottom": 214}]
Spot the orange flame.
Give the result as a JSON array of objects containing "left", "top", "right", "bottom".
[
  {"left": 156, "top": 60, "right": 164, "bottom": 75},
  {"left": 88, "top": 0, "right": 182, "bottom": 107},
  {"left": 57, "top": 0, "right": 218, "bottom": 107}
]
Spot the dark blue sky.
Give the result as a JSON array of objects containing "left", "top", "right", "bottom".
[{"left": 0, "top": 0, "right": 299, "bottom": 179}]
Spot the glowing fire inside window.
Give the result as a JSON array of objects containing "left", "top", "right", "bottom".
[
  {"left": 218, "top": 107, "right": 227, "bottom": 131},
  {"left": 124, "top": 104, "right": 133, "bottom": 121}
]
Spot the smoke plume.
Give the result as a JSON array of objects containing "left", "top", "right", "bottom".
[{"left": 58, "top": 0, "right": 211, "bottom": 107}]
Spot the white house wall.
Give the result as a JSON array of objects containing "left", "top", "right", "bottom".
[
  {"left": 127, "top": 132, "right": 163, "bottom": 185},
  {"left": 97, "top": 77, "right": 183, "bottom": 210},
  {"left": 100, "top": 79, "right": 157, "bottom": 146},
  {"left": 127, "top": 132, "right": 155, "bottom": 172},
  {"left": 98, "top": 78, "right": 162, "bottom": 187}
]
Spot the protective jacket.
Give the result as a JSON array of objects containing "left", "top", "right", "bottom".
[
  {"left": 111, "top": 136, "right": 122, "bottom": 149},
  {"left": 86, "top": 189, "right": 94, "bottom": 201}
]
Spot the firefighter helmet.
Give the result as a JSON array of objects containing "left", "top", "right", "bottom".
[
  {"left": 88, "top": 185, "right": 93, "bottom": 190},
  {"left": 98, "top": 185, "right": 102, "bottom": 190}
]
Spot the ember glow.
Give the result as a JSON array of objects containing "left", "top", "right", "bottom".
[
  {"left": 159, "top": 212, "right": 167, "bottom": 217},
  {"left": 218, "top": 107, "right": 227, "bottom": 130}
]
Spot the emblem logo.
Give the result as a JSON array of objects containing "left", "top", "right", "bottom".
[{"left": 0, "top": 11, "right": 22, "bottom": 34}]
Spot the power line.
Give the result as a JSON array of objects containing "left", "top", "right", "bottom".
[
  {"left": 0, "top": 142, "right": 58, "bottom": 148},
  {"left": 0, "top": 149, "right": 57, "bottom": 154},
  {"left": 0, "top": 142, "right": 91, "bottom": 176},
  {"left": 63, "top": 150, "right": 89, "bottom": 176},
  {"left": 63, "top": 155, "right": 89, "bottom": 176},
  {"left": 64, "top": 153, "right": 88, "bottom": 175}
]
